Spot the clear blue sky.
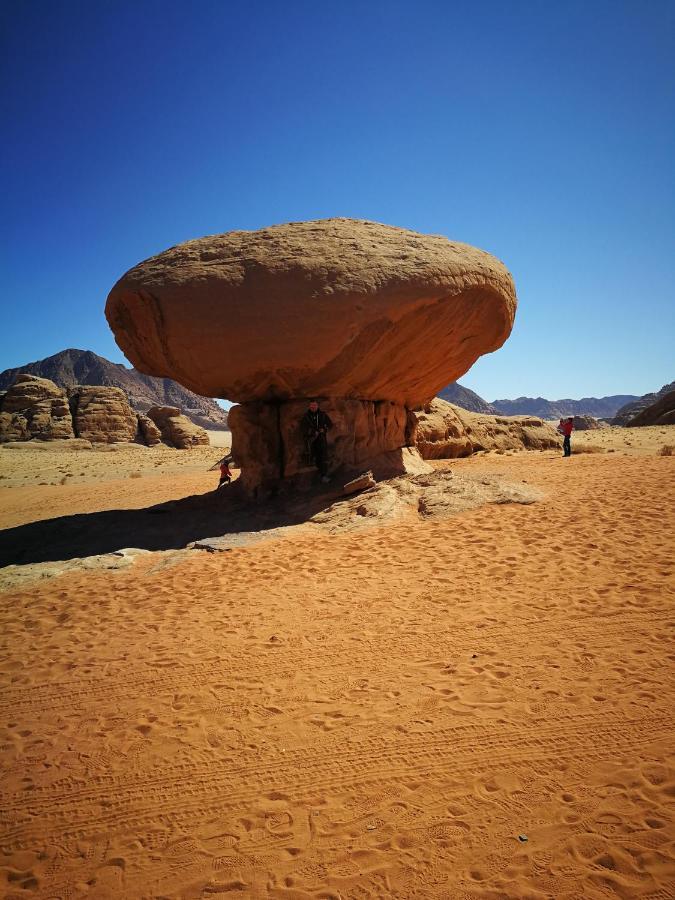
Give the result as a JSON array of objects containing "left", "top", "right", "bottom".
[{"left": 2, "top": 0, "right": 674, "bottom": 402}]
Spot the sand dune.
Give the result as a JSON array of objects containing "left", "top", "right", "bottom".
[{"left": 0, "top": 435, "right": 674, "bottom": 897}]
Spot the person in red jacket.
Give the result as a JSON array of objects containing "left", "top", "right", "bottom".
[
  {"left": 217, "top": 459, "right": 232, "bottom": 487},
  {"left": 558, "top": 417, "right": 574, "bottom": 457}
]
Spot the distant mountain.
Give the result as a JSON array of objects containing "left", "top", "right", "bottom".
[
  {"left": 437, "top": 382, "right": 496, "bottom": 414},
  {"left": 612, "top": 381, "right": 675, "bottom": 426},
  {"left": 491, "top": 394, "right": 638, "bottom": 420},
  {"left": 0, "top": 349, "right": 229, "bottom": 430}
]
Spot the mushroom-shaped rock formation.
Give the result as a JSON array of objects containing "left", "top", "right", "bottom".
[{"left": 106, "top": 219, "right": 517, "bottom": 493}]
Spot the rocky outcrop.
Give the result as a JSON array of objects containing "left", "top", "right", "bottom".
[
  {"left": 137, "top": 413, "right": 162, "bottom": 446},
  {"left": 572, "top": 415, "right": 601, "bottom": 431},
  {"left": 0, "top": 348, "right": 229, "bottom": 430},
  {"left": 613, "top": 381, "right": 675, "bottom": 426},
  {"left": 69, "top": 386, "right": 138, "bottom": 443},
  {"left": 0, "top": 374, "right": 210, "bottom": 448},
  {"left": 146, "top": 406, "right": 209, "bottom": 448},
  {"left": 414, "top": 400, "right": 473, "bottom": 459},
  {"left": 0, "top": 374, "right": 75, "bottom": 442},
  {"left": 106, "top": 218, "right": 516, "bottom": 492},
  {"left": 627, "top": 390, "right": 675, "bottom": 427},
  {"left": 414, "top": 398, "right": 561, "bottom": 458},
  {"left": 455, "top": 407, "right": 561, "bottom": 452}
]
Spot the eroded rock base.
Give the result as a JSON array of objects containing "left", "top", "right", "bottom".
[{"left": 229, "top": 397, "right": 429, "bottom": 495}]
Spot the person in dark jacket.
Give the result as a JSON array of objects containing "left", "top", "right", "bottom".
[{"left": 301, "top": 400, "right": 333, "bottom": 482}]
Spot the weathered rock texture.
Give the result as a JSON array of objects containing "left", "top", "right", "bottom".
[
  {"left": 70, "top": 386, "right": 138, "bottom": 444},
  {"left": 572, "top": 415, "right": 601, "bottom": 431},
  {"left": 229, "top": 398, "right": 428, "bottom": 495},
  {"left": 0, "top": 374, "right": 74, "bottom": 443},
  {"left": 0, "top": 374, "right": 207, "bottom": 448},
  {"left": 106, "top": 218, "right": 516, "bottom": 491},
  {"left": 137, "top": 414, "right": 163, "bottom": 446},
  {"left": 414, "top": 400, "right": 474, "bottom": 459},
  {"left": 0, "top": 348, "right": 229, "bottom": 430},
  {"left": 414, "top": 398, "right": 561, "bottom": 458},
  {"left": 146, "top": 406, "right": 209, "bottom": 448},
  {"left": 627, "top": 390, "right": 675, "bottom": 427}
]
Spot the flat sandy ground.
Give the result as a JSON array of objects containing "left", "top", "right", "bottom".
[{"left": 0, "top": 426, "right": 674, "bottom": 898}]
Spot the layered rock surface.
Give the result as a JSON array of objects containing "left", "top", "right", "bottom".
[
  {"left": 70, "top": 386, "right": 138, "bottom": 444},
  {"left": 0, "top": 375, "right": 208, "bottom": 448},
  {"left": 146, "top": 407, "right": 209, "bottom": 448},
  {"left": 106, "top": 218, "right": 517, "bottom": 491},
  {"left": 0, "top": 374, "right": 74, "bottom": 442},
  {"left": 414, "top": 398, "right": 561, "bottom": 458},
  {"left": 229, "top": 398, "right": 426, "bottom": 495},
  {"left": 0, "top": 348, "right": 229, "bottom": 430}
]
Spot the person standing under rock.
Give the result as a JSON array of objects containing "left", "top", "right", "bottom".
[
  {"left": 302, "top": 400, "right": 333, "bottom": 483},
  {"left": 217, "top": 458, "right": 232, "bottom": 487},
  {"left": 558, "top": 417, "right": 574, "bottom": 457}
]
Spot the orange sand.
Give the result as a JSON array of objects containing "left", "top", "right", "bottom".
[{"left": 1, "top": 445, "right": 674, "bottom": 898}]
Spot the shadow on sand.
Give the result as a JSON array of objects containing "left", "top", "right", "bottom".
[{"left": 0, "top": 485, "right": 338, "bottom": 568}]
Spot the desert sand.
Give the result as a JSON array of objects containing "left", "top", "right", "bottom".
[{"left": 1, "top": 427, "right": 674, "bottom": 898}]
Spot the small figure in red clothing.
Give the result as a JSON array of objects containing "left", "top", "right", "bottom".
[
  {"left": 557, "top": 417, "right": 574, "bottom": 457},
  {"left": 218, "top": 459, "right": 232, "bottom": 487}
]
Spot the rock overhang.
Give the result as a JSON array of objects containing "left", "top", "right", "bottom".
[{"left": 105, "top": 218, "right": 517, "bottom": 407}]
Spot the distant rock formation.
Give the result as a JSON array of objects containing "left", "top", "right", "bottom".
[
  {"left": 0, "top": 374, "right": 209, "bottom": 447},
  {"left": 414, "top": 398, "right": 561, "bottom": 458},
  {"left": 70, "top": 385, "right": 138, "bottom": 443},
  {"left": 492, "top": 394, "right": 637, "bottom": 419},
  {"left": 106, "top": 218, "right": 517, "bottom": 493},
  {"left": 572, "top": 415, "right": 601, "bottom": 431},
  {"left": 625, "top": 390, "right": 675, "bottom": 427},
  {"left": 437, "top": 382, "right": 496, "bottom": 413},
  {"left": 613, "top": 381, "right": 675, "bottom": 426},
  {"left": 0, "top": 348, "right": 229, "bottom": 431},
  {"left": 146, "top": 406, "right": 209, "bottom": 448},
  {"left": 0, "top": 374, "right": 75, "bottom": 442}
]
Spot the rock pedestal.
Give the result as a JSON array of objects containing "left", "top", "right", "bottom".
[{"left": 229, "top": 398, "right": 429, "bottom": 496}]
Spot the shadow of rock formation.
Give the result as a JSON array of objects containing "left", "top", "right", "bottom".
[{"left": 0, "top": 471, "right": 544, "bottom": 569}]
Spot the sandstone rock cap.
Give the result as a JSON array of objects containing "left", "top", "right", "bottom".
[{"left": 106, "top": 218, "right": 517, "bottom": 407}]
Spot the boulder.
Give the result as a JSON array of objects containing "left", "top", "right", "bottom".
[
  {"left": 414, "top": 398, "right": 561, "bottom": 457},
  {"left": 70, "top": 385, "right": 138, "bottom": 443},
  {"left": 0, "top": 374, "right": 74, "bottom": 442},
  {"left": 572, "top": 415, "right": 601, "bottom": 430},
  {"left": 343, "top": 471, "right": 376, "bottom": 494},
  {"left": 146, "top": 406, "right": 209, "bottom": 448},
  {"left": 106, "top": 219, "right": 516, "bottom": 491},
  {"left": 137, "top": 413, "right": 163, "bottom": 446},
  {"left": 627, "top": 390, "right": 675, "bottom": 427}
]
